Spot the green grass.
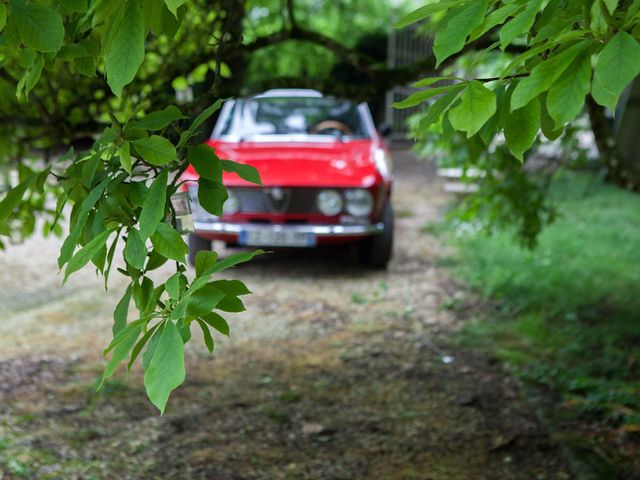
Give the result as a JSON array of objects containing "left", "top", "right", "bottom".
[{"left": 448, "top": 171, "right": 640, "bottom": 427}]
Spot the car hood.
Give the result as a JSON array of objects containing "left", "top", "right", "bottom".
[{"left": 193, "top": 139, "right": 382, "bottom": 188}]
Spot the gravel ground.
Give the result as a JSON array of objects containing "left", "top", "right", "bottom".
[{"left": 0, "top": 149, "right": 571, "bottom": 479}]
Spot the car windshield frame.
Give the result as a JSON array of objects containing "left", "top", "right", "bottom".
[{"left": 211, "top": 95, "right": 376, "bottom": 143}]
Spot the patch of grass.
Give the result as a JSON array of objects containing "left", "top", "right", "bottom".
[
  {"left": 446, "top": 172, "right": 640, "bottom": 459},
  {"left": 421, "top": 220, "right": 448, "bottom": 236},
  {"left": 350, "top": 281, "right": 389, "bottom": 305},
  {"left": 395, "top": 208, "right": 416, "bottom": 218}
]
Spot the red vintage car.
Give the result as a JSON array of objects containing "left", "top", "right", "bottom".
[{"left": 183, "top": 89, "right": 394, "bottom": 268}]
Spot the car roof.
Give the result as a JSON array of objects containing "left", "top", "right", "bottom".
[{"left": 252, "top": 89, "right": 323, "bottom": 99}]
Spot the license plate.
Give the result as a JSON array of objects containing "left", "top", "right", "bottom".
[{"left": 239, "top": 230, "right": 316, "bottom": 247}]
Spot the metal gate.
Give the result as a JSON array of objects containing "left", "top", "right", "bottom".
[{"left": 385, "top": 23, "right": 434, "bottom": 141}]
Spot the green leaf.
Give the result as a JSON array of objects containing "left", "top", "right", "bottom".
[
  {"left": 547, "top": 54, "right": 591, "bottom": 128},
  {"left": 188, "top": 144, "right": 222, "bottom": 181},
  {"left": 216, "top": 295, "right": 245, "bottom": 313},
  {"left": 164, "top": 0, "right": 185, "bottom": 16},
  {"left": 209, "top": 279, "right": 251, "bottom": 296},
  {"left": 499, "top": 0, "right": 543, "bottom": 49},
  {"left": 590, "top": 0, "right": 609, "bottom": 35},
  {"left": 0, "top": 174, "right": 35, "bottom": 223},
  {"left": 201, "top": 312, "right": 229, "bottom": 336},
  {"left": 540, "top": 97, "right": 564, "bottom": 140},
  {"left": 413, "top": 88, "right": 463, "bottom": 135},
  {"left": 58, "top": 178, "right": 109, "bottom": 268},
  {"left": 99, "top": 324, "right": 142, "bottom": 389},
  {"left": 433, "top": 0, "right": 488, "bottom": 66},
  {"left": 130, "top": 105, "right": 185, "bottom": 131},
  {"left": 165, "top": 272, "right": 182, "bottom": 299},
  {"left": 150, "top": 223, "right": 188, "bottom": 261},
  {"left": 146, "top": 249, "right": 169, "bottom": 270},
  {"left": 511, "top": 40, "right": 591, "bottom": 111},
  {"left": 138, "top": 169, "right": 167, "bottom": 239},
  {"left": 64, "top": 229, "right": 113, "bottom": 282},
  {"left": 81, "top": 152, "right": 101, "bottom": 188},
  {"left": 119, "top": 142, "right": 132, "bottom": 174},
  {"left": 624, "top": 0, "right": 640, "bottom": 25},
  {"left": 179, "top": 99, "right": 224, "bottom": 147},
  {"left": 411, "top": 76, "right": 459, "bottom": 88},
  {"left": 144, "top": 320, "right": 185, "bottom": 414},
  {"left": 143, "top": 0, "right": 181, "bottom": 35},
  {"left": 103, "top": 319, "right": 146, "bottom": 356},
  {"left": 129, "top": 181, "right": 148, "bottom": 207},
  {"left": 177, "top": 318, "right": 191, "bottom": 343},
  {"left": 104, "top": 230, "right": 121, "bottom": 288},
  {"left": 393, "top": 84, "right": 464, "bottom": 109},
  {"left": 196, "top": 319, "right": 214, "bottom": 353},
  {"left": 502, "top": 97, "right": 541, "bottom": 161},
  {"left": 74, "top": 56, "right": 96, "bottom": 77},
  {"left": 61, "top": 0, "right": 88, "bottom": 13},
  {"left": 187, "top": 284, "right": 225, "bottom": 316},
  {"left": 0, "top": 4, "right": 6, "bottom": 32},
  {"left": 17, "top": 52, "right": 44, "bottom": 99},
  {"left": 142, "top": 322, "right": 163, "bottom": 369},
  {"left": 195, "top": 250, "right": 218, "bottom": 276},
  {"left": 448, "top": 81, "right": 496, "bottom": 137},
  {"left": 131, "top": 135, "right": 177, "bottom": 166},
  {"left": 592, "top": 31, "right": 640, "bottom": 110},
  {"left": 128, "top": 322, "right": 161, "bottom": 370},
  {"left": 198, "top": 178, "right": 227, "bottom": 216},
  {"left": 105, "top": 0, "right": 145, "bottom": 97},
  {"left": 133, "top": 276, "right": 155, "bottom": 312},
  {"left": 602, "top": 0, "right": 617, "bottom": 15},
  {"left": 469, "top": 3, "right": 521, "bottom": 42},
  {"left": 221, "top": 159, "right": 261, "bottom": 185},
  {"left": 209, "top": 250, "right": 263, "bottom": 274},
  {"left": 395, "top": 0, "right": 469, "bottom": 28},
  {"left": 124, "top": 228, "right": 147, "bottom": 269},
  {"left": 11, "top": 0, "right": 64, "bottom": 53},
  {"left": 113, "top": 285, "right": 132, "bottom": 335}
]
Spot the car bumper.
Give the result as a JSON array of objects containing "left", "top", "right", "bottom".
[{"left": 194, "top": 221, "right": 384, "bottom": 236}]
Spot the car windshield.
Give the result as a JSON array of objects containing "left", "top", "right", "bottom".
[{"left": 214, "top": 96, "right": 371, "bottom": 141}]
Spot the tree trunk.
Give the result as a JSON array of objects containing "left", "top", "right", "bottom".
[
  {"left": 587, "top": 94, "right": 640, "bottom": 192},
  {"left": 612, "top": 77, "right": 640, "bottom": 191}
]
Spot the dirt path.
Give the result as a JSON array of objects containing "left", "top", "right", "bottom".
[{"left": 0, "top": 149, "right": 571, "bottom": 479}]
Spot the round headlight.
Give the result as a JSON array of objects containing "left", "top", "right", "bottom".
[
  {"left": 317, "top": 189, "right": 343, "bottom": 216},
  {"left": 223, "top": 189, "right": 240, "bottom": 215},
  {"left": 344, "top": 189, "right": 373, "bottom": 217}
]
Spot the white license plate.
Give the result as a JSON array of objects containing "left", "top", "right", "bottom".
[{"left": 239, "top": 230, "right": 316, "bottom": 247}]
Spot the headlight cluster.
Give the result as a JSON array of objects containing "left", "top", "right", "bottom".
[
  {"left": 316, "top": 189, "right": 373, "bottom": 217},
  {"left": 317, "top": 190, "right": 343, "bottom": 216}
]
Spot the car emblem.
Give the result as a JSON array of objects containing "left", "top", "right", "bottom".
[{"left": 264, "top": 187, "right": 291, "bottom": 213}]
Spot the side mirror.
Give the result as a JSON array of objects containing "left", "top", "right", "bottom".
[{"left": 378, "top": 122, "right": 392, "bottom": 138}]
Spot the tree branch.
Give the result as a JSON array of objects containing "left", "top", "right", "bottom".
[{"left": 285, "top": 0, "right": 296, "bottom": 29}]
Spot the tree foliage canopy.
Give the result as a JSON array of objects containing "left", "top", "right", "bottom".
[
  {"left": 399, "top": 0, "right": 640, "bottom": 160},
  {"left": 398, "top": 0, "right": 640, "bottom": 244}
]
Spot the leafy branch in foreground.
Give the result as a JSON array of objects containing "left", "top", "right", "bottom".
[
  {"left": 396, "top": 0, "right": 640, "bottom": 245},
  {"left": 0, "top": 0, "right": 262, "bottom": 413}
]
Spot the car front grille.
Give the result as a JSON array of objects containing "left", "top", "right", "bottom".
[
  {"left": 189, "top": 185, "right": 322, "bottom": 215},
  {"left": 234, "top": 187, "right": 320, "bottom": 214}
]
